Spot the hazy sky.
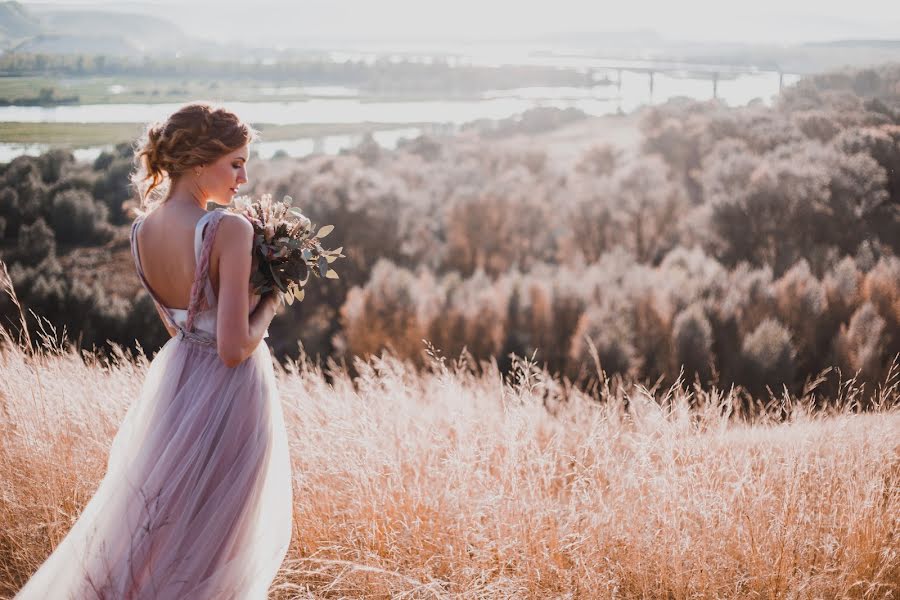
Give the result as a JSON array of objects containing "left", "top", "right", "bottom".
[{"left": 25, "top": 0, "right": 900, "bottom": 45}]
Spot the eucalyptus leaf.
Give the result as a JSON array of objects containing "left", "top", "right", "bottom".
[
  {"left": 315, "top": 224, "right": 334, "bottom": 239},
  {"left": 317, "top": 256, "right": 329, "bottom": 276},
  {"left": 268, "top": 262, "right": 286, "bottom": 292}
]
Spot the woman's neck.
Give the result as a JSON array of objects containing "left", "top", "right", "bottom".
[{"left": 165, "top": 177, "right": 208, "bottom": 210}]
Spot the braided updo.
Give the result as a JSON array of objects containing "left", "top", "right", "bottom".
[{"left": 131, "top": 102, "right": 257, "bottom": 211}]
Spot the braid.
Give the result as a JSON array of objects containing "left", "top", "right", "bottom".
[
  {"left": 129, "top": 102, "right": 258, "bottom": 214},
  {"left": 185, "top": 212, "right": 225, "bottom": 331}
]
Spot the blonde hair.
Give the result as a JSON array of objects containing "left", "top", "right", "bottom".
[{"left": 131, "top": 102, "right": 257, "bottom": 212}]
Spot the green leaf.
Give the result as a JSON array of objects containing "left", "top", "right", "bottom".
[{"left": 325, "top": 269, "right": 339, "bottom": 279}]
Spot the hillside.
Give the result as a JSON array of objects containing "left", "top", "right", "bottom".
[
  {"left": 37, "top": 9, "right": 187, "bottom": 52},
  {"left": 1, "top": 328, "right": 898, "bottom": 597},
  {"left": 0, "top": 1, "right": 40, "bottom": 45},
  {"left": 0, "top": 0, "right": 186, "bottom": 54},
  {"left": 13, "top": 33, "right": 141, "bottom": 57}
]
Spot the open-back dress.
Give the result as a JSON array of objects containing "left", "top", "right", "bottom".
[{"left": 15, "top": 208, "right": 293, "bottom": 599}]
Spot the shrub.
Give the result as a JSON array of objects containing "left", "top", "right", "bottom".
[
  {"left": 426, "top": 270, "right": 509, "bottom": 361},
  {"left": 824, "top": 256, "right": 863, "bottom": 326},
  {"left": 576, "top": 144, "right": 620, "bottom": 176},
  {"left": 774, "top": 259, "right": 829, "bottom": 372},
  {"left": 16, "top": 217, "right": 55, "bottom": 265},
  {"left": 37, "top": 148, "right": 74, "bottom": 184},
  {"left": 569, "top": 305, "right": 640, "bottom": 379},
  {"left": 672, "top": 304, "right": 714, "bottom": 384},
  {"left": 2, "top": 159, "right": 47, "bottom": 232},
  {"left": 92, "top": 155, "right": 135, "bottom": 225},
  {"left": 608, "top": 155, "right": 688, "bottom": 263},
  {"left": 861, "top": 256, "right": 900, "bottom": 359},
  {"left": 640, "top": 106, "right": 707, "bottom": 203},
  {"left": 833, "top": 125, "right": 900, "bottom": 200},
  {"left": 833, "top": 302, "right": 888, "bottom": 387},
  {"left": 562, "top": 175, "right": 616, "bottom": 263},
  {"left": 49, "top": 189, "right": 112, "bottom": 245},
  {"left": 503, "top": 270, "right": 588, "bottom": 374},
  {"left": 0, "top": 188, "right": 20, "bottom": 237},
  {"left": 793, "top": 110, "right": 842, "bottom": 142},
  {"left": 442, "top": 165, "right": 557, "bottom": 276},
  {"left": 339, "top": 259, "right": 436, "bottom": 363},
  {"left": 739, "top": 318, "right": 796, "bottom": 397}
]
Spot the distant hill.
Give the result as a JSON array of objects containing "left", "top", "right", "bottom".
[
  {"left": 532, "top": 30, "right": 665, "bottom": 49},
  {"left": 803, "top": 39, "right": 900, "bottom": 49},
  {"left": 0, "top": 1, "right": 41, "bottom": 44},
  {"left": 38, "top": 9, "right": 186, "bottom": 52},
  {"left": 0, "top": 1, "right": 187, "bottom": 54},
  {"left": 13, "top": 32, "right": 141, "bottom": 56}
]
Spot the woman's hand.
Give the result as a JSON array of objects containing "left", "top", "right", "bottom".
[{"left": 261, "top": 289, "right": 284, "bottom": 311}]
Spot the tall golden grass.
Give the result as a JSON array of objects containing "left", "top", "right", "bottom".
[{"left": 0, "top": 268, "right": 898, "bottom": 598}]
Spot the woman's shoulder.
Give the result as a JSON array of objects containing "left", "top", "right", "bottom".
[{"left": 214, "top": 210, "right": 253, "bottom": 235}]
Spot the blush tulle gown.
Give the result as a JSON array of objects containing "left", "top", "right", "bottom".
[{"left": 15, "top": 209, "right": 293, "bottom": 599}]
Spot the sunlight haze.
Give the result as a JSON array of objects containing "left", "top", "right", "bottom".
[{"left": 22, "top": 0, "right": 900, "bottom": 45}]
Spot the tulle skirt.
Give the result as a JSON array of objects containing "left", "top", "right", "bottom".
[{"left": 15, "top": 336, "right": 293, "bottom": 600}]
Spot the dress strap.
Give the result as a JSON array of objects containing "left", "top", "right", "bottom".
[
  {"left": 185, "top": 210, "right": 226, "bottom": 332},
  {"left": 193, "top": 211, "right": 220, "bottom": 309},
  {"left": 129, "top": 216, "right": 179, "bottom": 331}
]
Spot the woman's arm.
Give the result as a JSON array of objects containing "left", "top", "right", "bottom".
[{"left": 215, "top": 214, "right": 281, "bottom": 367}]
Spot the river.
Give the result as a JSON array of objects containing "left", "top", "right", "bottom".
[{"left": 0, "top": 67, "right": 801, "bottom": 163}]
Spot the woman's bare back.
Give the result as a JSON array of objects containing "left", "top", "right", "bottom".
[{"left": 135, "top": 204, "right": 223, "bottom": 309}]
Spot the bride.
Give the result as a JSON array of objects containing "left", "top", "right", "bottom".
[{"left": 15, "top": 102, "right": 294, "bottom": 599}]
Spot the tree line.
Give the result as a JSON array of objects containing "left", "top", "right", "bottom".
[
  {"left": 0, "top": 53, "right": 593, "bottom": 94},
  {"left": 1, "top": 63, "right": 898, "bottom": 404}
]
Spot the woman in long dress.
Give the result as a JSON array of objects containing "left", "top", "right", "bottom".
[{"left": 15, "top": 102, "right": 294, "bottom": 599}]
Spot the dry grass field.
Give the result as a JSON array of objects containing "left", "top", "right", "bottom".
[{"left": 0, "top": 311, "right": 898, "bottom": 599}]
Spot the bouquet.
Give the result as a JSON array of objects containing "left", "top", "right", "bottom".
[{"left": 228, "top": 194, "right": 344, "bottom": 305}]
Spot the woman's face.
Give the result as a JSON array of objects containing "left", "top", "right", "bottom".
[{"left": 196, "top": 144, "right": 249, "bottom": 205}]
